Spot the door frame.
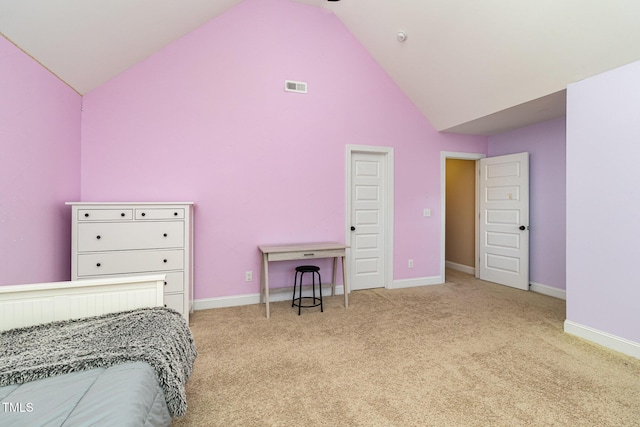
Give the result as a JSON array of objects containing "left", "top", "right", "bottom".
[
  {"left": 440, "top": 151, "right": 486, "bottom": 281},
  {"left": 345, "top": 145, "right": 394, "bottom": 291}
]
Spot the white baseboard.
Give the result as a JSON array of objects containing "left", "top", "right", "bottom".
[
  {"left": 529, "top": 281, "right": 566, "bottom": 300},
  {"left": 445, "top": 261, "right": 475, "bottom": 275},
  {"left": 195, "top": 279, "right": 566, "bottom": 310},
  {"left": 194, "top": 277, "right": 445, "bottom": 309},
  {"left": 194, "top": 293, "right": 260, "bottom": 310},
  {"left": 391, "top": 276, "right": 442, "bottom": 289},
  {"left": 564, "top": 320, "right": 640, "bottom": 360},
  {"left": 194, "top": 285, "right": 345, "bottom": 311}
]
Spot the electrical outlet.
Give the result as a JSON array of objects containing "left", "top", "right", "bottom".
[
  {"left": 245, "top": 271, "right": 253, "bottom": 282},
  {"left": 408, "top": 259, "right": 414, "bottom": 268}
]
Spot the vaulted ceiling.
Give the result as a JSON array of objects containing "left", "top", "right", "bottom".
[{"left": 2, "top": 0, "right": 640, "bottom": 135}]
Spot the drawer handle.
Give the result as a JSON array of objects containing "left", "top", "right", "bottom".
[
  {"left": 121, "top": 212, "right": 125, "bottom": 217},
  {"left": 163, "top": 259, "right": 168, "bottom": 263},
  {"left": 164, "top": 281, "right": 167, "bottom": 286},
  {"left": 164, "top": 304, "right": 167, "bottom": 307},
  {"left": 163, "top": 233, "right": 168, "bottom": 237},
  {"left": 96, "top": 263, "right": 101, "bottom": 267},
  {"left": 174, "top": 212, "right": 178, "bottom": 216},
  {"left": 84, "top": 213, "right": 89, "bottom": 218},
  {"left": 303, "top": 253, "right": 315, "bottom": 256},
  {"left": 96, "top": 235, "right": 101, "bottom": 240},
  {"left": 141, "top": 212, "right": 146, "bottom": 217}
]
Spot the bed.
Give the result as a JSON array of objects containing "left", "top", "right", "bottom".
[{"left": 0, "top": 274, "right": 197, "bottom": 426}]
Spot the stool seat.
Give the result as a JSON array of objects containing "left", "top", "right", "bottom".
[
  {"left": 292, "top": 265, "right": 323, "bottom": 315},
  {"left": 295, "top": 265, "right": 320, "bottom": 273}
]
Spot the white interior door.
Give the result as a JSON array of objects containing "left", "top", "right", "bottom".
[
  {"left": 349, "top": 151, "right": 386, "bottom": 290},
  {"left": 479, "top": 152, "right": 529, "bottom": 290}
]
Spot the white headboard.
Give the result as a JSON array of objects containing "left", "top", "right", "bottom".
[{"left": 0, "top": 274, "right": 165, "bottom": 332}]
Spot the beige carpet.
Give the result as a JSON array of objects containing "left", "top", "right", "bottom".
[{"left": 173, "top": 270, "right": 640, "bottom": 426}]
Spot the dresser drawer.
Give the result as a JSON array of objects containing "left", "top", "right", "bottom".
[
  {"left": 77, "top": 250, "right": 184, "bottom": 276},
  {"left": 163, "top": 293, "right": 184, "bottom": 314},
  {"left": 78, "top": 222, "right": 184, "bottom": 252},
  {"left": 78, "top": 209, "right": 133, "bottom": 221},
  {"left": 135, "top": 208, "right": 184, "bottom": 220},
  {"left": 163, "top": 271, "right": 184, "bottom": 293}
]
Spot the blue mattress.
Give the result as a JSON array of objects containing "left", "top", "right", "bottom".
[{"left": 0, "top": 361, "right": 171, "bottom": 427}]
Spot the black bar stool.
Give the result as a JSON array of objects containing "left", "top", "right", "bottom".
[{"left": 292, "top": 265, "right": 323, "bottom": 315}]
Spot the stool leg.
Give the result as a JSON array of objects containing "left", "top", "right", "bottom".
[
  {"left": 318, "top": 271, "right": 323, "bottom": 312},
  {"left": 312, "top": 272, "right": 316, "bottom": 301},
  {"left": 292, "top": 271, "right": 298, "bottom": 307},
  {"left": 298, "top": 272, "right": 303, "bottom": 315}
]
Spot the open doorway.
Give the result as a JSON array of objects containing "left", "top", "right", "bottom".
[
  {"left": 440, "top": 152, "right": 485, "bottom": 282},
  {"left": 445, "top": 158, "right": 477, "bottom": 276}
]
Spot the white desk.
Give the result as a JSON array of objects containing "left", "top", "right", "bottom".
[{"left": 258, "top": 242, "right": 349, "bottom": 318}]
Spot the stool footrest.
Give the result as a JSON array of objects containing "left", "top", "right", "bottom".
[{"left": 292, "top": 296, "right": 323, "bottom": 309}]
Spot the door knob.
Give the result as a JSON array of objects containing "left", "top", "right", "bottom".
[
  {"left": 519, "top": 225, "right": 526, "bottom": 230},
  {"left": 350, "top": 226, "right": 356, "bottom": 231}
]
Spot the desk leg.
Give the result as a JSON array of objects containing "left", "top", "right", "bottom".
[
  {"left": 331, "top": 257, "right": 337, "bottom": 297},
  {"left": 342, "top": 255, "right": 348, "bottom": 308},
  {"left": 262, "top": 254, "right": 270, "bottom": 318},
  {"left": 260, "top": 254, "right": 265, "bottom": 304}
]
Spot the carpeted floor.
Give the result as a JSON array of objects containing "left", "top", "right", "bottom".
[{"left": 172, "top": 270, "right": 640, "bottom": 426}]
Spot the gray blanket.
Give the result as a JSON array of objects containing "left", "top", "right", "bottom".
[{"left": 0, "top": 307, "right": 197, "bottom": 417}]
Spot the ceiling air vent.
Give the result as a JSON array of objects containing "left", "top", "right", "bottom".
[{"left": 284, "top": 80, "right": 308, "bottom": 94}]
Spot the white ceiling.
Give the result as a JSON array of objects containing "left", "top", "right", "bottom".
[{"left": 2, "top": 0, "right": 640, "bottom": 135}]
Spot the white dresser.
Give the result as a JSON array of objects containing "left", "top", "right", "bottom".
[{"left": 67, "top": 202, "right": 193, "bottom": 322}]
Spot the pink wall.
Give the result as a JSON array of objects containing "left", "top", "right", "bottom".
[
  {"left": 567, "top": 59, "right": 640, "bottom": 345},
  {"left": 81, "top": 0, "right": 487, "bottom": 300},
  {"left": 489, "top": 117, "right": 566, "bottom": 291},
  {"left": 0, "top": 36, "right": 81, "bottom": 285}
]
